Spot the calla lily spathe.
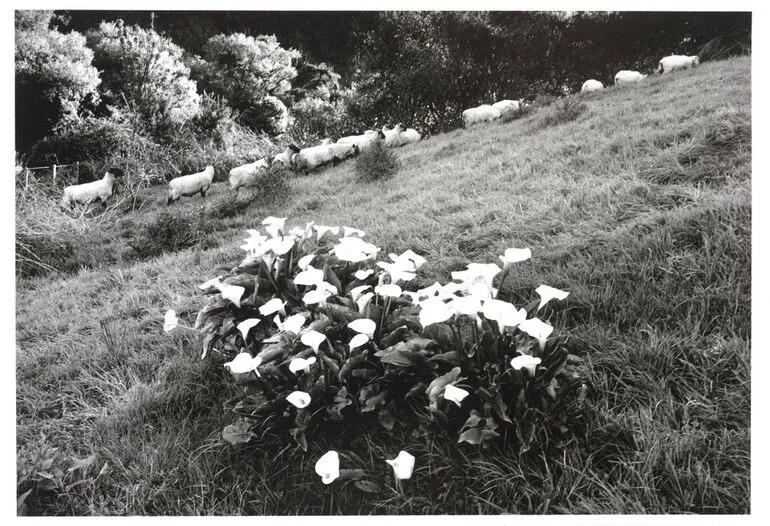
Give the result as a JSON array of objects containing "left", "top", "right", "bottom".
[
  {"left": 296, "top": 254, "right": 315, "bottom": 271},
  {"left": 349, "top": 333, "right": 370, "bottom": 350},
  {"left": 333, "top": 236, "right": 379, "bottom": 263},
  {"left": 499, "top": 247, "right": 532, "bottom": 265},
  {"left": 444, "top": 384, "right": 470, "bottom": 407},
  {"left": 510, "top": 354, "right": 542, "bottom": 376},
  {"left": 261, "top": 216, "right": 287, "bottom": 230},
  {"left": 259, "top": 298, "right": 286, "bottom": 317},
  {"left": 294, "top": 266, "right": 325, "bottom": 287},
  {"left": 419, "top": 298, "right": 454, "bottom": 327},
  {"left": 236, "top": 318, "right": 261, "bottom": 340},
  {"left": 535, "top": 284, "right": 570, "bottom": 311},
  {"left": 314, "top": 225, "right": 340, "bottom": 240},
  {"left": 224, "top": 352, "right": 262, "bottom": 374},
  {"left": 348, "top": 318, "right": 377, "bottom": 339},
  {"left": 482, "top": 299, "right": 527, "bottom": 331},
  {"left": 518, "top": 318, "right": 554, "bottom": 350},
  {"left": 349, "top": 285, "right": 372, "bottom": 303},
  {"left": 288, "top": 356, "right": 317, "bottom": 374},
  {"left": 276, "top": 313, "right": 306, "bottom": 335},
  {"left": 354, "top": 269, "right": 374, "bottom": 280},
  {"left": 385, "top": 450, "right": 415, "bottom": 480},
  {"left": 343, "top": 226, "right": 365, "bottom": 237},
  {"left": 375, "top": 283, "right": 402, "bottom": 298},
  {"left": 356, "top": 292, "right": 375, "bottom": 313},
  {"left": 221, "top": 284, "right": 246, "bottom": 308},
  {"left": 286, "top": 390, "right": 311, "bottom": 408},
  {"left": 315, "top": 450, "right": 340, "bottom": 484},
  {"left": 163, "top": 309, "right": 178, "bottom": 332},
  {"left": 300, "top": 330, "right": 327, "bottom": 353}
]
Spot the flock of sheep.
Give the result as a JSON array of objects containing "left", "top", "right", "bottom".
[{"left": 59, "top": 54, "right": 700, "bottom": 209}]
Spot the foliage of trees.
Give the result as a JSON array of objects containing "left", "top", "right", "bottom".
[
  {"left": 86, "top": 20, "right": 200, "bottom": 137},
  {"left": 16, "top": 10, "right": 751, "bottom": 153},
  {"left": 15, "top": 11, "right": 101, "bottom": 149}
]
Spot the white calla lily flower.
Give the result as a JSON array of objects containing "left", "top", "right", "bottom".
[
  {"left": 314, "top": 225, "right": 339, "bottom": 240},
  {"left": 535, "top": 284, "right": 570, "bottom": 311},
  {"left": 286, "top": 390, "right": 311, "bottom": 408},
  {"left": 449, "top": 296, "right": 482, "bottom": 317},
  {"left": 288, "top": 356, "right": 317, "bottom": 374},
  {"left": 375, "top": 283, "right": 402, "bottom": 298},
  {"left": 221, "top": 284, "right": 246, "bottom": 308},
  {"left": 303, "top": 289, "right": 330, "bottom": 305},
  {"left": 163, "top": 309, "right": 178, "bottom": 332},
  {"left": 419, "top": 298, "right": 454, "bottom": 327},
  {"left": 391, "top": 249, "right": 427, "bottom": 270},
  {"left": 482, "top": 299, "right": 527, "bottom": 331},
  {"left": 444, "top": 384, "right": 470, "bottom": 407},
  {"left": 510, "top": 354, "right": 542, "bottom": 376},
  {"left": 224, "top": 352, "right": 261, "bottom": 374},
  {"left": 333, "top": 236, "right": 379, "bottom": 263},
  {"left": 343, "top": 226, "right": 365, "bottom": 237},
  {"left": 280, "top": 313, "right": 307, "bottom": 334},
  {"left": 268, "top": 235, "right": 296, "bottom": 256},
  {"left": 297, "top": 254, "right": 316, "bottom": 271},
  {"left": 259, "top": 298, "right": 286, "bottom": 317},
  {"left": 356, "top": 292, "right": 375, "bottom": 313},
  {"left": 236, "top": 318, "right": 261, "bottom": 340},
  {"left": 499, "top": 246, "right": 532, "bottom": 265},
  {"left": 315, "top": 450, "right": 340, "bottom": 484},
  {"left": 349, "top": 285, "right": 372, "bottom": 303},
  {"left": 348, "top": 318, "right": 377, "bottom": 339},
  {"left": 261, "top": 216, "right": 287, "bottom": 229},
  {"left": 294, "top": 266, "right": 325, "bottom": 287},
  {"left": 264, "top": 223, "right": 281, "bottom": 239},
  {"left": 377, "top": 261, "right": 416, "bottom": 283},
  {"left": 354, "top": 268, "right": 375, "bottom": 280},
  {"left": 349, "top": 333, "right": 370, "bottom": 350},
  {"left": 518, "top": 318, "right": 554, "bottom": 350},
  {"left": 301, "top": 330, "right": 327, "bottom": 353},
  {"left": 385, "top": 451, "right": 415, "bottom": 480}
]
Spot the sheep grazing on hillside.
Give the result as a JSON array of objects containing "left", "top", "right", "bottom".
[
  {"left": 492, "top": 99, "right": 524, "bottom": 118},
  {"left": 656, "top": 55, "right": 700, "bottom": 74},
  {"left": 272, "top": 144, "right": 301, "bottom": 169},
  {"left": 614, "top": 70, "right": 647, "bottom": 86},
  {"left": 167, "top": 165, "right": 215, "bottom": 205},
  {"left": 383, "top": 123, "right": 408, "bottom": 148},
  {"left": 581, "top": 79, "right": 604, "bottom": 93},
  {"left": 229, "top": 158, "right": 270, "bottom": 192},
  {"left": 337, "top": 130, "right": 386, "bottom": 154},
  {"left": 400, "top": 127, "right": 422, "bottom": 146},
  {"left": 326, "top": 142, "right": 360, "bottom": 164},
  {"left": 462, "top": 104, "right": 501, "bottom": 128},
  {"left": 61, "top": 168, "right": 123, "bottom": 209},
  {"left": 293, "top": 143, "right": 339, "bottom": 174}
]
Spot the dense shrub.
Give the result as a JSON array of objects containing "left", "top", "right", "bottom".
[
  {"left": 172, "top": 217, "right": 584, "bottom": 462},
  {"left": 354, "top": 142, "right": 400, "bottom": 183},
  {"left": 536, "top": 98, "right": 587, "bottom": 129},
  {"left": 128, "top": 210, "right": 210, "bottom": 260}
]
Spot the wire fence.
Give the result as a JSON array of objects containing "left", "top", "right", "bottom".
[{"left": 17, "top": 162, "right": 80, "bottom": 190}]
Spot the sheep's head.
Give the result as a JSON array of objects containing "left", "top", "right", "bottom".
[
  {"left": 106, "top": 167, "right": 124, "bottom": 178},
  {"left": 205, "top": 165, "right": 215, "bottom": 176},
  {"left": 288, "top": 144, "right": 301, "bottom": 153},
  {"left": 693, "top": 56, "right": 700, "bottom": 65},
  {"left": 377, "top": 130, "right": 386, "bottom": 140}
]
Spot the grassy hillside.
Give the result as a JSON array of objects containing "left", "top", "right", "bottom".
[{"left": 16, "top": 56, "right": 750, "bottom": 515}]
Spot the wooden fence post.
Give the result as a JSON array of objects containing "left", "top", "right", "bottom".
[{"left": 52, "top": 164, "right": 57, "bottom": 185}]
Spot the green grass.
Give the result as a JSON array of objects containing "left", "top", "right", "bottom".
[{"left": 16, "top": 56, "right": 751, "bottom": 515}]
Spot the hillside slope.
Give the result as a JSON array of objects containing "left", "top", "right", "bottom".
[{"left": 16, "top": 56, "right": 750, "bottom": 515}]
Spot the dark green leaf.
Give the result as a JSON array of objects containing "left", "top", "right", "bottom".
[
  {"left": 290, "top": 427, "right": 308, "bottom": 452},
  {"left": 425, "top": 367, "right": 461, "bottom": 406},
  {"left": 354, "top": 480, "right": 383, "bottom": 494},
  {"left": 362, "top": 391, "right": 389, "bottom": 413},
  {"left": 378, "top": 403, "right": 396, "bottom": 430},
  {"left": 222, "top": 421, "right": 254, "bottom": 445},
  {"left": 323, "top": 263, "right": 343, "bottom": 294}
]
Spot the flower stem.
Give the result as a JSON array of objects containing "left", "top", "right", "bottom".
[{"left": 495, "top": 265, "right": 512, "bottom": 300}]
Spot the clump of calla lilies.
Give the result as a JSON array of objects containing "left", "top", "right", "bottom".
[{"left": 166, "top": 216, "right": 585, "bottom": 484}]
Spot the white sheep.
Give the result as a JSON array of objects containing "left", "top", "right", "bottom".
[
  {"left": 167, "top": 165, "right": 215, "bottom": 205},
  {"left": 383, "top": 123, "right": 407, "bottom": 148},
  {"left": 614, "top": 70, "right": 647, "bottom": 86},
  {"left": 656, "top": 55, "right": 700, "bottom": 74},
  {"left": 462, "top": 104, "right": 501, "bottom": 128},
  {"left": 581, "top": 79, "right": 604, "bottom": 93},
  {"left": 293, "top": 143, "right": 338, "bottom": 174},
  {"left": 492, "top": 99, "right": 524, "bottom": 117},
  {"left": 61, "top": 168, "right": 122, "bottom": 209},
  {"left": 400, "top": 127, "right": 422, "bottom": 146},
  {"left": 326, "top": 142, "right": 359, "bottom": 164},
  {"left": 229, "top": 158, "right": 270, "bottom": 192},
  {"left": 337, "top": 130, "right": 386, "bottom": 153},
  {"left": 272, "top": 144, "right": 300, "bottom": 169}
]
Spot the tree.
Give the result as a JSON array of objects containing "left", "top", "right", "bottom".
[
  {"left": 86, "top": 19, "right": 200, "bottom": 137},
  {"left": 15, "top": 10, "right": 101, "bottom": 149},
  {"left": 192, "top": 33, "right": 300, "bottom": 133}
]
